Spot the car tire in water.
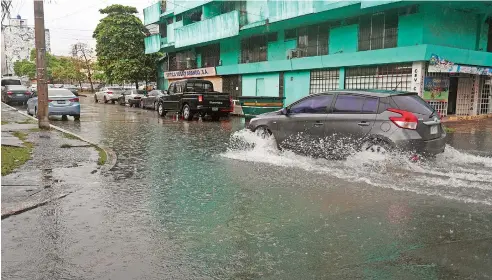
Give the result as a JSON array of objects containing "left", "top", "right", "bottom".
[
  {"left": 158, "top": 103, "right": 166, "bottom": 117},
  {"left": 94, "top": 95, "right": 98, "bottom": 103},
  {"left": 182, "top": 104, "right": 193, "bottom": 121},
  {"left": 254, "top": 126, "right": 272, "bottom": 139},
  {"left": 112, "top": 100, "right": 116, "bottom": 104},
  {"left": 74, "top": 114, "right": 80, "bottom": 121},
  {"left": 154, "top": 102, "right": 158, "bottom": 111},
  {"left": 360, "top": 139, "right": 391, "bottom": 154},
  {"left": 210, "top": 114, "right": 221, "bottom": 121},
  {"left": 103, "top": 96, "right": 108, "bottom": 104}
]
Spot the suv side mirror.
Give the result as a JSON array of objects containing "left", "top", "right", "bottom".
[{"left": 281, "top": 107, "right": 290, "bottom": 115}]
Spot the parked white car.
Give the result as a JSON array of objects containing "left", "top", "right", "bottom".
[
  {"left": 30, "top": 83, "right": 37, "bottom": 92},
  {"left": 94, "top": 87, "right": 123, "bottom": 104}
]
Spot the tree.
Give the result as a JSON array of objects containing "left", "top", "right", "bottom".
[
  {"left": 93, "top": 4, "right": 161, "bottom": 88},
  {"left": 13, "top": 59, "right": 36, "bottom": 79},
  {"left": 71, "top": 42, "right": 95, "bottom": 92}
]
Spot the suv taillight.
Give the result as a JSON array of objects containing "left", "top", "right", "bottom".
[
  {"left": 7, "top": 91, "right": 12, "bottom": 95},
  {"left": 107, "top": 91, "right": 113, "bottom": 94},
  {"left": 25, "top": 91, "right": 31, "bottom": 95},
  {"left": 198, "top": 95, "right": 203, "bottom": 102},
  {"left": 387, "top": 108, "right": 418, "bottom": 130}
]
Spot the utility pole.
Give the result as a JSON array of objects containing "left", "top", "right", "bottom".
[{"left": 34, "top": 0, "right": 49, "bottom": 129}]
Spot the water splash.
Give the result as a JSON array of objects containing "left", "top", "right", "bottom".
[{"left": 221, "top": 129, "right": 492, "bottom": 205}]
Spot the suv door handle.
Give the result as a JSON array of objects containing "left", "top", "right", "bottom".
[
  {"left": 358, "top": 121, "right": 370, "bottom": 126},
  {"left": 313, "top": 121, "right": 324, "bottom": 127}
]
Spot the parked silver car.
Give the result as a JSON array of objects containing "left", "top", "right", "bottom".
[
  {"left": 248, "top": 90, "right": 446, "bottom": 158},
  {"left": 94, "top": 87, "right": 124, "bottom": 103}
]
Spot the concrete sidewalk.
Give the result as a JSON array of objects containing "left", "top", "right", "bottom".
[{"left": 1, "top": 103, "right": 102, "bottom": 218}]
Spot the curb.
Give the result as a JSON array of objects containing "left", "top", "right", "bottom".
[
  {"left": 1, "top": 102, "right": 117, "bottom": 171},
  {"left": 442, "top": 113, "right": 492, "bottom": 123},
  {"left": 1, "top": 192, "right": 72, "bottom": 220}
]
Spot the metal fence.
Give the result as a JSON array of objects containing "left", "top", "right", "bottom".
[{"left": 345, "top": 64, "right": 412, "bottom": 91}]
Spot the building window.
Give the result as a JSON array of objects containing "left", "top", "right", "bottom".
[
  {"left": 166, "top": 17, "right": 173, "bottom": 25},
  {"left": 310, "top": 69, "right": 340, "bottom": 94},
  {"left": 184, "top": 8, "right": 202, "bottom": 25},
  {"left": 285, "top": 29, "right": 297, "bottom": 41},
  {"left": 221, "top": 1, "right": 247, "bottom": 26},
  {"left": 358, "top": 11, "right": 398, "bottom": 51},
  {"left": 241, "top": 35, "right": 267, "bottom": 63},
  {"left": 176, "top": 14, "right": 182, "bottom": 22},
  {"left": 297, "top": 23, "right": 329, "bottom": 57},
  {"left": 159, "top": 23, "right": 167, "bottom": 38},
  {"left": 345, "top": 63, "right": 412, "bottom": 91},
  {"left": 169, "top": 50, "right": 196, "bottom": 71},
  {"left": 200, "top": 44, "right": 220, "bottom": 67}
]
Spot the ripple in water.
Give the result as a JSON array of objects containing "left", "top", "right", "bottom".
[{"left": 222, "top": 129, "right": 492, "bottom": 205}]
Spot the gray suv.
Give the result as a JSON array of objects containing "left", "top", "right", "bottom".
[{"left": 248, "top": 90, "right": 446, "bottom": 157}]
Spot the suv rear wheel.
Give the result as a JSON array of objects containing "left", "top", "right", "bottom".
[
  {"left": 361, "top": 139, "right": 391, "bottom": 154},
  {"left": 158, "top": 103, "right": 166, "bottom": 117}
]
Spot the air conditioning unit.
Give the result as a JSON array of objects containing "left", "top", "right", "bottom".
[{"left": 287, "top": 49, "right": 300, "bottom": 59}]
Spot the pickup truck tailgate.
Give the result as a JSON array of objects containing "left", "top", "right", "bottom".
[{"left": 202, "top": 94, "right": 231, "bottom": 108}]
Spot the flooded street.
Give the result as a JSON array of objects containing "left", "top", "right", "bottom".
[{"left": 3, "top": 96, "right": 492, "bottom": 279}]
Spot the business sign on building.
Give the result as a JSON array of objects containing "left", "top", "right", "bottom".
[
  {"left": 428, "top": 54, "right": 492, "bottom": 76},
  {"left": 164, "top": 67, "right": 216, "bottom": 79}
]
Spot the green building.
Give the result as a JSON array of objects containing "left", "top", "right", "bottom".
[{"left": 143, "top": 0, "right": 492, "bottom": 117}]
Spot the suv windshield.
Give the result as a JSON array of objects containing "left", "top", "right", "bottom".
[{"left": 391, "top": 94, "right": 435, "bottom": 116}]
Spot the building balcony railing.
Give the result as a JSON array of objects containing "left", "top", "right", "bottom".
[
  {"left": 174, "top": 10, "right": 239, "bottom": 48},
  {"left": 145, "top": 34, "right": 161, "bottom": 54},
  {"left": 144, "top": 2, "right": 162, "bottom": 26}
]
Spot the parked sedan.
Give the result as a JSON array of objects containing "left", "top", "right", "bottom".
[
  {"left": 94, "top": 87, "right": 123, "bottom": 103},
  {"left": 1, "top": 85, "right": 31, "bottom": 105},
  {"left": 123, "top": 89, "right": 147, "bottom": 107},
  {"left": 62, "top": 84, "right": 79, "bottom": 96},
  {"left": 141, "top": 90, "right": 167, "bottom": 110},
  {"left": 27, "top": 88, "right": 80, "bottom": 120},
  {"left": 248, "top": 90, "right": 446, "bottom": 158}
]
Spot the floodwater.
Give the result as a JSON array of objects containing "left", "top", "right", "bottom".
[{"left": 2, "top": 97, "right": 492, "bottom": 279}]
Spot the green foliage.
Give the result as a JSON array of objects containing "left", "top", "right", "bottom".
[
  {"left": 13, "top": 59, "right": 36, "bottom": 79},
  {"left": 93, "top": 4, "right": 161, "bottom": 84}
]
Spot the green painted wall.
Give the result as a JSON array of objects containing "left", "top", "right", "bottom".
[
  {"left": 267, "top": 30, "right": 297, "bottom": 61},
  {"left": 329, "top": 24, "right": 358, "bottom": 54},
  {"left": 246, "top": 0, "right": 268, "bottom": 24},
  {"left": 478, "top": 19, "right": 489, "bottom": 51},
  {"left": 284, "top": 71, "right": 310, "bottom": 106},
  {"left": 202, "top": 2, "right": 221, "bottom": 20},
  {"left": 268, "top": 0, "right": 314, "bottom": 23},
  {"left": 144, "top": 2, "right": 161, "bottom": 25},
  {"left": 175, "top": 11, "right": 239, "bottom": 48},
  {"left": 145, "top": 34, "right": 161, "bottom": 54},
  {"left": 220, "top": 37, "right": 240, "bottom": 66},
  {"left": 397, "top": 13, "right": 424, "bottom": 47},
  {"left": 421, "top": 4, "right": 479, "bottom": 50},
  {"left": 242, "top": 73, "right": 280, "bottom": 97}
]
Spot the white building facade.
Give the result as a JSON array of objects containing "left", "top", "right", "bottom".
[{"left": 1, "top": 17, "right": 51, "bottom": 76}]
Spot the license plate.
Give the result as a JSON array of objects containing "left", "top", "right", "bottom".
[
  {"left": 212, "top": 107, "right": 218, "bottom": 111},
  {"left": 430, "top": 125, "right": 438, "bottom": 134},
  {"left": 16, "top": 93, "right": 23, "bottom": 96},
  {"left": 57, "top": 101, "right": 66, "bottom": 104}
]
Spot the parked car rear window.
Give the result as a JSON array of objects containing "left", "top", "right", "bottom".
[
  {"left": 333, "top": 95, "right": 364, "bottom": 113},
  {"left": 48, "top": 89, "right": 74, "bottom": 97},
  {"left": 290, "top": 95, "right": 333, "bottom": 114},
  {"left": 185, "top": 82, "right": 213, "bottom": 93},
  {"left": 1, "top": 79, "right": 21, "bottom": 86},
  {"left": 391, "top": 94, "right": 434, "bottom": 115}
]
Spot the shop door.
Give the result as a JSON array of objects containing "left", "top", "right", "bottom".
[{"left": 456, "top": 77, "right": 473, "bottom": 116}]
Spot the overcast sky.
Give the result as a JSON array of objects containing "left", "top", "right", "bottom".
[{"left": 14, "top": 0, "right": 153, "bottom": 56}]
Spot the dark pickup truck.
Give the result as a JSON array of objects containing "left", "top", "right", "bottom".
[{"left": 156, "top": 79, "right": 232, "bottom": 121}]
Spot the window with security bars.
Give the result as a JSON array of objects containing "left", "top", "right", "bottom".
[
  {"left": 358, "top": 11, "right": 398, "bottom": 51},
  {"left": 241, "top": 35, "right": 267, "bottom": 63},
  {"left": 169, "top": 50, "right": 196, "bottom": 71},
  {"left": 345, "top": 64, "right": 412, "bottom": 91},
  {"left": 479, "top": 77, "right": 492, "bottom": 114},
  {"left": 200, "top": 44, "right": 220, "bottom": 67},
  {"left": 310, "top": 69, "right": 339, "bottom": 94},
  {"left": 297, "top": 23, "right": 329, "bottom": 57}
]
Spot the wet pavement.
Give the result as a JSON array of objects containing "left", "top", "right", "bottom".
[{"left": 2, "top": 97, "right": 492, "bottom": 279}]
